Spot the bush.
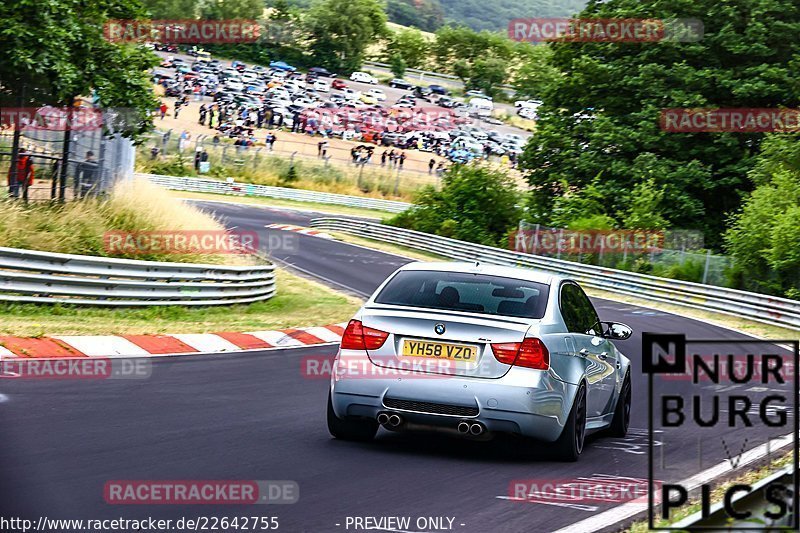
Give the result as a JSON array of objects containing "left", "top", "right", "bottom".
[{"left": 386, "top": 165, "right": 521, "bottom": 246}]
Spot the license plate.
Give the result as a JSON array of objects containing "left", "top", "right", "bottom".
[{"left": 402, "top": 340, "right": 477, "bottom": 361}]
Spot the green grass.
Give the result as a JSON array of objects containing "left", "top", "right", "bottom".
[
  {"left": 628, "top": 451, "right": 794, "bottom": 532},
  {"left": 0, "top": 269, "right": 361, "bottom": 337}
]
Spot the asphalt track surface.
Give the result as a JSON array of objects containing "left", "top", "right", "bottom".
[{"left": 1, "top": 201, "right": 793, "bottom": 533}]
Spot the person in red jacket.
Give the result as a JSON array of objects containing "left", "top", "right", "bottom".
[{"left": 7, "top": 149, "right": 34, "bottom": 198}]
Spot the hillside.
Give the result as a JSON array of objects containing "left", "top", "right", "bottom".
[
  {"left": 438, "top": 0, "right": 587, "bottom": 31},
  {"left": 277, "top": 0, "right": 588, "bottom": 32}
]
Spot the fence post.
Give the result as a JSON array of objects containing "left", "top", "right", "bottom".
[
  {"left": 702, "top": 249, "right": 712, "bottom": 285},
  {"left": 556, "top": 228, "right": 564, "bottom": 260}
]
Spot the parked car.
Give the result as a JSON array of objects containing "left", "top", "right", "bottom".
[
  {"left": 365, "top": 88, "right": 387, "bottom": 101},
  {"left": 332, "top": 79, "right": 348, "bottom": 90},
  {"left": 314, "top": 79, "right": 332, "bottom": 92},
  {"left": 518, "top": 106, "right": 538, "bottom": 120},
  {"left": 269, "top": 61, "right": 297, "bottom": 72},
  {"left": 389, "top": 79, "right": 413, "bottom": 90},
  {"left": 465, "top": 90, "right": 492, "bottom": 101},
  {"left": 327, "top": 262, "right": 633, "bottom": 462},
  {"left": 428, "top": 84, "right": 449, "bottom": 95},
  {"left": 350, "top": 71, "right": 378, "bottom": 85},
  {"left": 414, "top": 86, "right": 433, "bottom": 101},
  {"left": 309, "top": 67, "right": 335, "bottom": 77}
]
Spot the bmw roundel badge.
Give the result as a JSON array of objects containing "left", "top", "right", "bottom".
[{"left": 434, "top": 323, "right": 446, "bottom": 335}]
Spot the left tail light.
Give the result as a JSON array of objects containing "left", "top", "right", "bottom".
[
  {"left": 340, "top": 319, "right": 389, "bottom": 350},
  {"left": 491, "top": 337, "right": 549, "bottom": 370}
]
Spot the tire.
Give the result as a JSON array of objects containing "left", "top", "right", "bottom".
[
  {"left": 327, "top": 392, "right": 378, "bottom": 442},
  {"left": 609, "top": 373, "right": 632, "bottom": 438},
  {"left": 555, "top": 384, "right": 587, "bottom": 462}
]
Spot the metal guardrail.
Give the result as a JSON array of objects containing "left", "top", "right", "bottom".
[
  {"left": 0, "top": 247, "right": 276, "bottom": 306},
  {"left": 309, "top": 217, "right": 800, "bottom": 330},
  {"left": 139, "top": 173, "right": 412, "bottom": 214}
]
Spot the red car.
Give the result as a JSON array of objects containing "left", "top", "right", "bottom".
[{"left": 332, "top": 79, "right": 347, "bottom": 90}]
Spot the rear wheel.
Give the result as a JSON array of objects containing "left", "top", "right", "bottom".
[
  {"left": 609, "top": 373, "right": 632, "bottom": 438},
  {"left": 327, "top": 392, "right": 378, "bottom": 442},
  {"left": 555, "top": 384, "right": 586, "bottom": 462}
]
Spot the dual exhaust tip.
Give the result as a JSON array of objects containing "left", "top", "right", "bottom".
[
  {"left": 377, "top": 412, "right": 485, "bottom": 436},
  {"left": 377, "top": 412, "right": 402, "bottom": 428},
  {"left": 458, "top": 421, "right": 485, "bottom": 436}
]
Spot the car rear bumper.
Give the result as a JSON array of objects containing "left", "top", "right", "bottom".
[{"left": 330, "top": 363, "right": 577, "bottom": 442}]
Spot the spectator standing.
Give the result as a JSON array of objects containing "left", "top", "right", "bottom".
[
  {"left": 74, "top": 151, "right": 98, "bottom": 198},
  {"left": 7, "top": 149, "right": 35, "bottom": 199},
  {"left": 159, "top": 102, "right": 168, "bottom": 120},
  {"left": 428, "top": 158, "right": 436, "bottom": 174}
]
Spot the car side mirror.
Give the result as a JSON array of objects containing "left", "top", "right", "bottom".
[{"left": 602, "top": 322, "right": 633, "bottom": 340}]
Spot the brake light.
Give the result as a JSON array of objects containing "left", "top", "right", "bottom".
[
  {"left": 340, "top": 319, "right": 389, "bottom": 350},
  {"left": 491, "top": 337, "right": 549, "bottom": 370}
]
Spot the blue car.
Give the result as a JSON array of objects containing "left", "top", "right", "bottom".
[{"left": 269, "top": 61, "right": 297, "bottom": 72}]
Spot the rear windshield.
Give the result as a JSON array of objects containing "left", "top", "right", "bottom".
[{"left": 374, "top": 270, "right": 549, "bottom": 319}]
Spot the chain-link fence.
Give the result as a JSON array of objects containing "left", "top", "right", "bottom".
[
  {"left": 141, "top": 130, "right": 445, "bottom": 197},
  {"left": 0, "top": 110, "right": 135, "bottom": 202}
]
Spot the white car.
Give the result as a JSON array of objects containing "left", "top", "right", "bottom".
[
  {"left": 468, "top": 97, "right": 494, "bottom": 117},
  {"left": 366, "top": 88, "right": 387, "bottom": 101},
  {"left": 327, "top": 262, "right": 633, "bottom": 462},
  {"left": 515, "top": 99, "right": 542, "bottom": 109},
  {"left": 350, "top": 71, "right": 378, "bottom": 85},
  {"left": 341, "top": 88, "right": 362, "bottom": 101},
  {"left": 314, "top": 79, "right": 332, "bottom": 92},
  {"left": 241, "top": 71, "right": 259, "bottom": 83},
  {"left": 519, "top": 107, "right": 538, "bottom": 120},
  {"left": 225, "top": 81, "right": 245, "bottom": 92}
]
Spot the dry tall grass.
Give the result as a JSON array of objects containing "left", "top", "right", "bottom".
[{"left": 0, "top": 179, "right": 252, "bottom": 265}]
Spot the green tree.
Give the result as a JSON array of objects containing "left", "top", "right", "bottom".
[
  {"left": 725, "top": 135, "right": 800, "bottom": 298},
  {"left": 142, "top": 0, "right": 199, "bottom": 19},
  {"left": 468, "top": 58, "right": 507, "bottom": 97},
  {"left": 0, "top": 0, "right": 159, "bottom": 137},
  {"left": 519, "top": 0, "right": 800, "bottom": 247},
  {"left": 305, "top": 0, "right": 387, "bottom": 73},
  {"left": 385, "top": 28, "right": 429, "bottom": 69},
  {"left": 387, "top": 166, "right": 521, "bottom": 246},
  {"left": 389, "top": 53, "right": 406, "bottom": 78},
  {"left": 511, "top": 43, "right": 558, "bottom": 99},
  {"left": 200, "top": 0, "right": 264, "bottom": 20}
]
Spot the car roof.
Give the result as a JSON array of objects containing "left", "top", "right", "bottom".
[{"left": 396, "top": 261, "right": 561, "bottom": 286}]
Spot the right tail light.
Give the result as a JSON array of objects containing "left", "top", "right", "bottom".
[{"left": 491, "top": 337, "right": 549, "bottom": 370}]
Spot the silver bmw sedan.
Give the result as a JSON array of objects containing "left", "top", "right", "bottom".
[{"left": 327, "top": 262, "right": 633, "bottom": 461}]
